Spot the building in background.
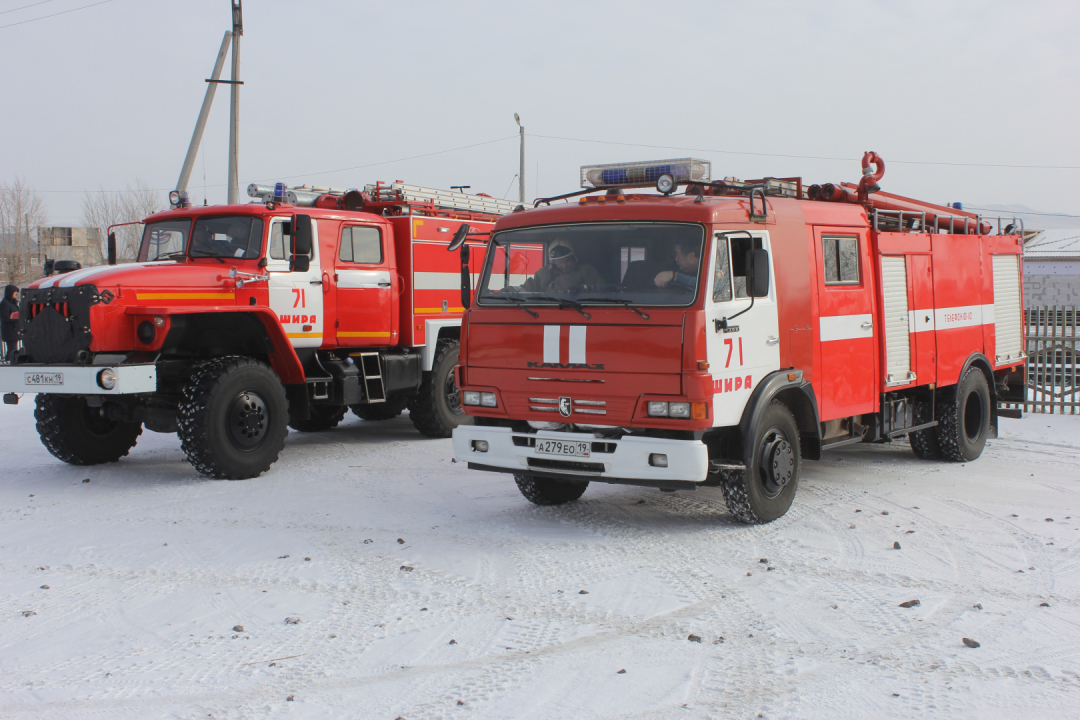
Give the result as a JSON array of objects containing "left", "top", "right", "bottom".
[
  {"left": 1023, "top": 230, "right": 1080, "bottom": 307},
  {"left": 37, "top": 226, "right": 104, "bottom": 269}
]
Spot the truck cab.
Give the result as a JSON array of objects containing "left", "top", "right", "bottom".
[{"left": 452, "top": 157, "right": 1027, "bottom": 523}]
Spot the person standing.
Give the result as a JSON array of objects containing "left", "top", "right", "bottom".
[{"left": 1, "top": 285, "right": 20, "bottom": 362}]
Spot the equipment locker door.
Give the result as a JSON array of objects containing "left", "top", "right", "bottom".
[
  {"left": 814, "top": 227, "right": 877, "bottom": 420},
  {"left": 266, "top": 217, "right": 324, "bottom": 349},
  {"left": 335, "top": 224, "right": 395, "bottom": 347},
  {"left": 880, "top": 255, "right": 915, "bottom": 387}
]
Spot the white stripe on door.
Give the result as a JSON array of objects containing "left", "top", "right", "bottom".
[{"left": 819, "top": 313, "right": 873, "bottom": 342}]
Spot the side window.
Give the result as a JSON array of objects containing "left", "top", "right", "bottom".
[
  {"left": 339, "top": 226, "right": 382, "bottom": 264},
  {"left": 712, "top": 237, "right": 732, "bottom": 302},
  {"left": 714, "top": 235, "right": 766, "bottom": 301},
  {"left": 823, "top": 235, "right": 860, "bottom": 285},
  {"left": 269, "top": 221, "right": 289, "bottom": 260}
]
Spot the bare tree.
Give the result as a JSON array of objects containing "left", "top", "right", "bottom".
[
  {"left": 0, "top": 177, "right": 48, "bottom": 285},
  {"left": 81, "top": 179, "right": 164, "bottom": 262}
]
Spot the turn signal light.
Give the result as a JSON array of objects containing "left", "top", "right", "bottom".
[{"left": 691, "top": 402, "right": 707, "bottom": 420}]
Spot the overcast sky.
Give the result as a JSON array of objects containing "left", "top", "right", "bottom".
[{"left": 2, "top": 0, "right": 1078, "bottom": 227}]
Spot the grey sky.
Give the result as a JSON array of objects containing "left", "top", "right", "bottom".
[{"left": 2, "top": 0, "right": 1078, "bottom": 226}]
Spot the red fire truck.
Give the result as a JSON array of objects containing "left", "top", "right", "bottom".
[
  {"left": 0, "top": 182, "right": 513, "bottom": 479},
  {"left": 450, "top": 154, "right": 1028, "bottom": 523}
]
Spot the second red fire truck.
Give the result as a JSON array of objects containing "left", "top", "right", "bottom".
[
  {"left": 0, "top": 181, "right": 513, "bottom": 479},
  {"left": 451, "top": 154, "right": 1027, "bottom": 523}
]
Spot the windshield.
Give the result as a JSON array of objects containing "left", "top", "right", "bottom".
[
  {"left": 478, "top": 222, "right": 705, "bottom": 307},
  {"left": 138, "top": 219, "right": 190, "bottom": 261},
  {"left": 189, "top": 215, "right": 265, "bottom": 259}
]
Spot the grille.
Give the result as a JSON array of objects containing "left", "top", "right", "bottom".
[{"left": 20, "top": 285, "right": 99, "bottom": 363}]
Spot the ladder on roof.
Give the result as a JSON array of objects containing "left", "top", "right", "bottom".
[{"left": 364, "top": 182, "right": 522, "bottom": 216}]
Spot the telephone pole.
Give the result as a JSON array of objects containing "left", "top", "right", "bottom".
[
  {"left": 227, "top": 0, "right": 243, "bottom": 204},
  {"left": 515, "top": 113, "right": 524, "bottom": 204}
]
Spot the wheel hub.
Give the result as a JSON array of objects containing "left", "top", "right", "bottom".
[
  {"left": 759, "top": 429, "right": 795, "bottom": 498},
  {"left": 444, "top": 370, "right": 463, "bottom": 415},
  {"left": 227, "top": 391, "right": 268, "bottom": 450}
]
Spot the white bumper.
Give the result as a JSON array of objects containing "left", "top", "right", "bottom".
[
  {"left": 0, "top": 364, "right": 158, "bottom": 395},
  {"left": 452, "top": 425, "right": 710, "bottom": 484}
]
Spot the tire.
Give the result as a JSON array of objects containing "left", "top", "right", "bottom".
[
  {"left": 935, "top": 367, "right": 992, "bottom": 462},
  {"left": 514, "top": 473, "right": 589, "bottom": 506},
  {"left": 908, "top": 400, "right": 942, "bottom": 460},
  {"left": 289, "top": 404, "right": 347, "bottom": 432},
  {"left": 34, "top": 394, "right": 142, "bottom": 465},
  {"left": 408, "top": 339, "right": 473, "bottom": 438},
  {"left": 177, "top": 357, "right": 288, "bottom": 480},
  {"left": 721, "top": 400, "right": 800, "bottom": 524},
  {"left": 351, "top": 394, "right": 409, "bottom": 421}
]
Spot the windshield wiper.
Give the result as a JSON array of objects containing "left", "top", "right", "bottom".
[
  {"left": 582, "top": 298, "right": 650, "bottom": 320},
  {"left": 523, "top": 295, "right": 591, "bottom": 319},
  {"left": 484, "top": 294, "right": 538, "bottom": 318},
  {"left": 162, "top": 251, "right": 187, "bottom": 261}
]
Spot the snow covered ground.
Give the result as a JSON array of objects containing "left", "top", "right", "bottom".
[{"left": 1, "top": 401, "right": 1078, "bottom": 720}]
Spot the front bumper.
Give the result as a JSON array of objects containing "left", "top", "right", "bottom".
[
  {"left": 0, "top": 363, "right": 158, "bottom": 396},
  {"left": 452, "top": 425, "right": 710, "bottom": 486}
]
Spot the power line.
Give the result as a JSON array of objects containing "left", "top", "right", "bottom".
[
  {"left": 966, "top": 206, "right": 1080, "bottom": 219},
  {"left": 0, "top": 0, "right": 56, "bottom": 16},
  {"left": 0, "top": 0, "right": 112, "bottom": 30},
  {"left": 528, "top": 133, "right": 1080, "bottom": 171},
  {"left": 38, "top": 135, "right": 520, "bottom": 194}
]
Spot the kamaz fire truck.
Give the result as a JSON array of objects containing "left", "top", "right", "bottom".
[
  {"left": 0, "top": 182, "right": 514, "bottom": 479},
  {"left": 450, "top": 154, "right": 1027, "bottom": 523}
]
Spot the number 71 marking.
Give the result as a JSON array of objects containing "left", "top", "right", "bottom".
[
  {"left": 292, "top": 288, "right": 306, "bottom": 308},
  {"left": 723, "top": 337, "right": 744, "bottom": 368}
]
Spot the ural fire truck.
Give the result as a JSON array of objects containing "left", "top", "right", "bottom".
[
  {"left": 0, "top": 182, "right": 513, "bottom": 479},
  {"left": 450, "top": 154, "right": 1027, "bottom": 523}
]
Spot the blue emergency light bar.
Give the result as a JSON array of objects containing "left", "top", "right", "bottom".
[{"left": 580, "top": 158, "right": 710, "bottom": 189}]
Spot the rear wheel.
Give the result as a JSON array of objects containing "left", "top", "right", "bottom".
[
  {"left": 908, "top": 400, "right": 942, "bottom": 459},
  {"left": 936, "top": 367, "right": 991, "bottom": 462},
  {"left": 351, "top": 394, "right": 409, "bottom": 421},
  {"left": 409, "top": 339, "right": 472, "bottom": 438},
  {"left": 721, "top": 400, "right": 800, "bottom": 524},
  {"left": 514, "top": 473, "right": 589, "bottom": 506},
  {"left": 34, "top": 395, "right": 142, "bottom": 465},
  {"left": 289, "top": 404, "right": 347, "bottom": 432},
  {"left": 177, "top": 357, "right": 288, "bottom": 479}
]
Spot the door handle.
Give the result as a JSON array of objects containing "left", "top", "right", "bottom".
[
  {"left": 378, "top": 281, "right": 391, "bottom": 287},
  {"left": 766, "top": 336, "right": 780, "bottom": 345},
  {"left": 861, "top": 321, "right": 873, "bottom": 330},
  {"left": 310, "top": 280, "right": 323, "bottom": 285}
]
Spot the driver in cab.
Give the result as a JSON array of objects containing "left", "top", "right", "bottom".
[
  {"left": 654, "top": 240, "right": 700, "bottom": 291},
  {"left": 518, "top": 242, "right": 603, "bottom": 293}
]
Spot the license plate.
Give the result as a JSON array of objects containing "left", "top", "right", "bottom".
[
  {"left": 535, "top": 440, "right": 590, "bottom": 458},
  {"left": 25, "top": 373, "right": 64, "bottom": 386}
]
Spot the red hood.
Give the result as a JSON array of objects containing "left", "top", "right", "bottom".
[{"left": 28, "top": 260, "right": 242, "bottom": 294}]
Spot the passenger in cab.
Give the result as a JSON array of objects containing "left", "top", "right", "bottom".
[{"left": 518, "top": 242, "right": 603, "bottom": 293}]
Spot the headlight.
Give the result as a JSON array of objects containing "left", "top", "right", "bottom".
[
  {"left": 97, "top": 368, "right": 117, "bottom": 390},
  {"left": 463, "top": 391, "right": 481, "bottom": 406},
  {"left": 137, "top": 320, "right": 156, "bottom": 344},
  {"left": 668, "top": 402, "right": 690, "bottom": 418},
  {"left": 647, "top": 401, "right": 669, "bottom": 417},
  {"left": 480, "top": 392, "right": 498, "bottom": 407}
]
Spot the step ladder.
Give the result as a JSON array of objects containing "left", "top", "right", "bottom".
[
  {"left": 364, "top": 182, "right": 522, "bottom": 216},
  {"left": 355, "top": 352, "right": 386, "bottom": 403}
]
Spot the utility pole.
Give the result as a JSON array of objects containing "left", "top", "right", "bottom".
[
  {"left": 227, "top": 0, "right": 243, "bottom": 205},
  {"left": 176, "top": 30, "right": 232, "bottom": 198},
  {"left": 515, "top": 113, "right": 524, "bottom": 204}
]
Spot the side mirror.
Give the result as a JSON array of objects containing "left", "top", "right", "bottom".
[
  {"left": 448, "top": 223, "right": 470, "bottom": 252},
  {"left": 748, "top": 248, "right": 770, "bottom": 298},
  {"left": 459, "top": 243, "right": 471, "bottom": 310},
  {"left": 43, "top": 258, "right": 54, "bottom": 277},
  {"left": 290, "top": 215, "right": 312, "bottom": 272},
  {"left": 107, "top": 232, "right": 117, "bottom": 265}
]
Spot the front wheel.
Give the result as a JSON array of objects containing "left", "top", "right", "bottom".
[
  {"left": 177, "top": 357, "right": 289, "bottom": 479},
  {"left": 721, "top": 400, "right": 800, "bottom": 524},
  {"left": 514, "top": 473, "right": 589, "bottom": 506},
  {"left": 34, "top": 395, "right": 142, "bottom": 465},
  {"left": 908, "top": 400, "right": 942, "bottom": 459},
  {"left": 936, "top": 367, "right": 991, "bottom": 462},
  {"left": 408, "top": 339, "right": 472, "bottom": 438}
]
